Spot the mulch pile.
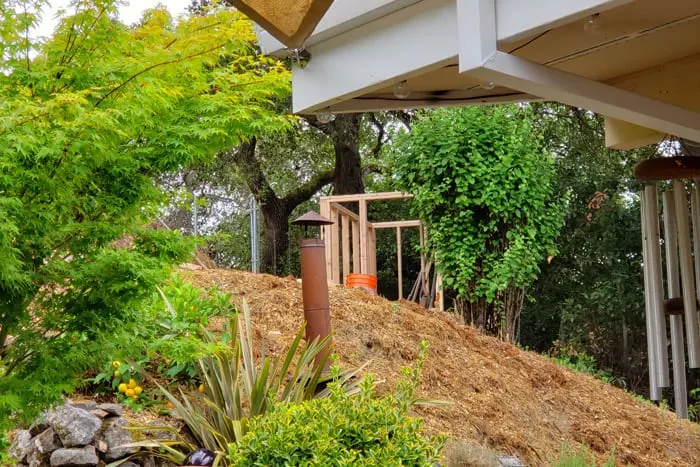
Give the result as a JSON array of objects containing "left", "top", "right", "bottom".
[{"left": 185, "top": 268, "right": 700, "bottom": 466}]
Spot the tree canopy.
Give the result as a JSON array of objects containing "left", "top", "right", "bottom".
[
  {"left": 395, "top": 106, "right": 564, "bottom": 341},
  {"left": 0, "top": 1, "right": 289, "bottom": 426}
]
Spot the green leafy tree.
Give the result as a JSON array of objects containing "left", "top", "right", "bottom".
[
  {"left": 396, "top": 106, "right": 564, "bottom": 341},
  {"left": 0, "top": 1, "right": 289, "bottom": 428},
  {"left": 522, "top": 104, "right": 654, "bottom": 393}
]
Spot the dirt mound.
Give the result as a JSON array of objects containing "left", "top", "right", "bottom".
[{"left": 185, "top": 268, "right": 700, "bottom": 466}]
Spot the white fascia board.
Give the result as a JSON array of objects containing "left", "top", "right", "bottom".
[
  {"left": 467, "top": 52, "right": 700, "bottom": 141},
  {"left": 292, "top": 0, "right": 459, "bottom": 113},
  {"left": 257, "top": 0, "right": 422, "bottom": 55},
  {"left": 496, "top": 0, "right": 634, "bottom": 43}
]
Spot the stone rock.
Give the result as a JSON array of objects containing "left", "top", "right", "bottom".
[
  {"left": 48, "top": 405, "right": 102, "bottom": 448},
  {"left": 70, "top": 401, "right": 97, "bottom": 411},
  {"left": 27, "top": 446, "right": 50, "bottom": 467},
  {"left": 9, "top": 430, "right": 32, "bottom": 463},
  {"left": 141, "top": 456, "right": 156, "bottom": 467},
  {"left": 98, "top": 417, "right": 135, "bottom": 462},
  {"left": 32, "top": 428, "right": 62, "bottom": 454},
  {"left": 29, "top": 413, "right": 51, "bottom": 438},
  {"left": 95, "top": 439, "right": 108, "bottom": 454},
  {"left": 49, "top": 446, "right": 98, "bottom": 467},
  {"left": 95, "top": 403, "right": 123, "bottom": 417},
  {"left": 90, "top": 409, "right": 110, "bottom": 419},
  {"left": 120, "top": 462, "right": 139, "bottom": 467}
]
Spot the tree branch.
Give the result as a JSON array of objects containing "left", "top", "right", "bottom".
[
  {"left": 282, "top": 167, "right": 335, "bottom": 210},
  {"left": 95, "top": 42, "right": 228, "bottom": 107},
  {"left": 369, "top": 113, "right": 386, "bottom": 158}
]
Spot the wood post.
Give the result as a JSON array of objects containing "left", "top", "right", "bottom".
[
  {"left": 341, "top": 214, "right": 350, "bottom": 284},
  {"left": 368, "top": 227, "right": 377, "bottom": 275},
  {"left": 396, "top": 227, "right": 403, "bottom": 299},
  {"left": 319, "top": 199, "right": 332, "bottom": 281},
  {"left": 352, "top": 220, "right": 360, "bottom": 273},
  {"left": 330, "top": 205, "right": 340, "bottom": 284},
  {"left": 359, "top": 199, "right": 368, "bottom": 274}
]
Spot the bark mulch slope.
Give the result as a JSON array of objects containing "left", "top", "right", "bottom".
[{"left": 185, "top": 268, "right": 700, "bottom": 466}]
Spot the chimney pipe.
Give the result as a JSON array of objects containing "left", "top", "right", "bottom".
[{"left": 293, "top": 211, "right": 334, "bottom": 369}]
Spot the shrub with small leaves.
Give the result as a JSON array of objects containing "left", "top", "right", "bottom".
[{"left": 228, "top": 342, "right": 446, "bottom": 466}]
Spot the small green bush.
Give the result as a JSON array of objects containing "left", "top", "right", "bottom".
[
  {"left": 228, "top": 345, "right": 446, "bottom": 466},
  {"left": 553, "top": 443, "right": 615, "bottom": 467}
]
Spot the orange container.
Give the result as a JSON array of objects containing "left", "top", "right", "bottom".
[{"left": 346, "top": 273, "right": 378, "bottom": 294}]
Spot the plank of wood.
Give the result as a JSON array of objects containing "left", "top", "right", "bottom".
[
  {"left": 330, "top": 202, "right": 360, "bottom": 221},
  {"left": 397, "top": 227, "right": 403, "bottom": 299},
  {"left": 320, "top": 191, "right": 413, "bottom": 203},
  {"left": 359, "top": 199, "right": 368, "bottom": 274},
  {"left": 320, "top": 199, "right": 333, "bottom": 282},
  {"left": 352, "top": 220, "right": 360, "bottom": 273},
  {"left": 342, "top": 215, "right": 350, "bottom": 284},
  {"left": 371, "top": 220, "right": 421, "bottom": 229},
  {"left": 330, "top": 206, "right": 340, "bottom": 284}
]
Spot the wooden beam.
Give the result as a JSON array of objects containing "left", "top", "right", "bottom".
[
  {"left": 352, "top": 220, "right": 360, "bottom": 273},
  {"left": 359, "top": 199, "right": 368, "bottom": 274},
  {"left": 436, "top": 272, "right": 444, "bottom": 311},
  {"left": 371, "top": 220, "right": 421, "bottom": 229},
  {"left": 369, "top": 227, "right": 377, "bottom": 275},
  {"left": 341, "top": 215, "right": 350, "bottom": 284},
  {"left": 330, "top": 206, "right": 340, "bottom": 284},
  {"left": 320, "top": 191, "right": 413, "bottom": 203},
  {"left": 329, "top": 202, "right": 360, "bottom": 221},
  {"left": 605, "top": 117, "right": 665, "bottom": 150},
  {"left": 320, "top": 199, "right": 333, "bottom": 282},
  {"left": 396, "top": 227, "right": 403, "bottom": 300}
]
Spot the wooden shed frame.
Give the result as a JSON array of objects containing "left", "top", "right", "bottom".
[{"left": 319, "top": 191, "right": 443, "bottom": 309}]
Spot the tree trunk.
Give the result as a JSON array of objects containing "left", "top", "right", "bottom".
[
  {"left": 328, "top": 114, "right": 364, "bottom": 195},
  {"left": 261, "top": 199, "right": 291, "bottom": 275}
]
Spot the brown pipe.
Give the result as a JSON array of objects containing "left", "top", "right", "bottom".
[{"left": 299, "top": 237, "right": 332, "bottom": 369}]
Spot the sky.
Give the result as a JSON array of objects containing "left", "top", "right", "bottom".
[{"left": 35, "top": 1, "right": 191, "bottom": 38}]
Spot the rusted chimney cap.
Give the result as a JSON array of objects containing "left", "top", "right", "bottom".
[{"left": 292, "top": 211, "right": 334, "bottom": 226}]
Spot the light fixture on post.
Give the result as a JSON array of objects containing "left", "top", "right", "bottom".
[
  {"left": 292, "top": 211, "right": 335, "bottom": 370},
  {"left": 478, "top": 81, "right": 496, "bottom": 90},
  {"left": 393, "top": 80, "right": 411, "bottom": 99}
]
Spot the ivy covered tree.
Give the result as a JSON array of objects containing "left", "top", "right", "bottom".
[
  {"left": 0, "top": 1, "right": 289, "bottom": 427},
  {"left": 395, "top": 106, "right": 564, "bottom": 342}
]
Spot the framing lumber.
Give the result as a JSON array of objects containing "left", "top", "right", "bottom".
[
  {"left": 351, "top": 220, "right": 360, "bottom": 273},
  {"left": 321, "top": 191, "right": 413, "bottom": 203},
  {"left": 330, "top": 202, "right": 360, "bottom": 221},
  {"left": 341, "top": 215, "right": 351, "bottom": 283},
  {"left": 397, "top": 227, "right": 403, "bottom": 299},
  {"left": 371, "top": 220, "right": 422, "bottom": 229},
  {"left": 359, "top": 199, "right": 368, "bottom": 274},
  {"left": 330, "top": 206, "right": 340, "bottom": 284}
]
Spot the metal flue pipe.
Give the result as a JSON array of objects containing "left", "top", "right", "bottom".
[
  {"left": 293, "top": 211, "right": 335, "bottom": 370},
  {"left": 672, "top": 180, "right": 700, "bottom": 368},
  {"left": 640, "top": 189, "right": 661, "bottom": 400},
  {"left": 662, "top": 190, "right": 689, "bottom": 418}
]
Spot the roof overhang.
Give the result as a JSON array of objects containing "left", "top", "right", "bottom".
[{"left": 253, "top": 0, "right": 700, "bottom": 148}]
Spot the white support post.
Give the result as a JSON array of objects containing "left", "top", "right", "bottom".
[
  {"left": 673, "top": 181, "right": 700, "bottom": 368},
  {"left": 396, "top": 227, "right": 403, "bottom": 300},
  {"left": 644, "top": 185, "right": 670, "bottom": 387},
  {"left": 662, "top": 190, "right": 689, "bottom": 419},
  {"left": 640, "top": 189, "right": 661, "bottom": 401}
]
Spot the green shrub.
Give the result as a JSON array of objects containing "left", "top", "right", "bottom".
[
  {"left": 133, "top": 303, "right": 364, "bottom": 466},
  {"left": 227, "top": 344, "right": 446, "bottom": 467},
  {"left": 553, "top": 443, "right": 615, "bottom": 467}
]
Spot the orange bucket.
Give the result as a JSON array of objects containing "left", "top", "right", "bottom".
[{"left": 346, "top": 273, "right": 377, "bottom": 294}]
